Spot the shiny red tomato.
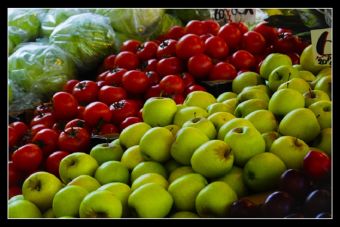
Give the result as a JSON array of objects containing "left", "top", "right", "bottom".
[
  {"left": 185, "top": 20, "right": 206, "bottom": 35},
  {"left": 103, "top": 54, "right": 116, "bottom": 70},
  {"left": 110, "top": 99, "right": 139, "bottom": 125},
  {"left": 121, "top": 40, "right": 142, "bottom": 53},
  {"left": 10, "top": 121, "right": 29, "bottom": 140},
  {"left": 204, "top": 36, "right": 229, "bottom": 59},
  {"left": 166, "top": 26, "right": 186, "bottom": 40},
  {"left": 241, "top": 31, "right": 266, "bottom": 54},
  {"left": 203, "top": 20, "right": 220, "bottom": 36},
  {"left": 76, "top": 106, "right": 85, "bottom": 120},
  {"left": 185, "top": 84, "right": 206, "bottom": 95},
  {"left": 30, "top": 112, "right": 55, "bottom": 128},
  {"left": 180, "top": 72, "right": 195, "bottom": 88},
  {"left": 104, "top": 68, "right": 127, "bottom": 87},
  {"left": 32, "top": 128, "right": 59, "bottom": 157},
  {"left": 200, "top": 34, "right": 213, "bottom": 43},
  {"left": 52, "top": 122, "right": 65, "bottom": 134},
  {"left": 253, "top": 21, "right": 278, "bottom": 45},
  {"left": 119, "top": 117, "right": 142, "bottom": 131},
  {"left": 9, "top": 126, "right": 18, "bottom": 148},
  {"left": 274, "top": 32, "right": 299, "bottom": 54},
  {"left": 98, "top": 85, "right": 127, "bottom": 105},
  {"left": 136, "top": 41, "right": 158, "bottom": 61},
  {"left": 187, "top": 54, "right": 213, "bottom": 79},
  {"left": 98, "top": 123, "right": 119, "bottom": 135},
  {"left": 230, "top": 22, "right": 248, "bottom": 34},
  {"left": 96, "top": 80, "right": 106, "bottom": 88},
  {"left": 171, "top": 93, "right": 185, "bottom": 104},
  {"left": 144, "top": 84, "right": 162, "bottom": 99},
  {"left": 83, "top": 102, "right": 112, "bottom": 127},
  {"left": 30, "top": 124, "right": 48, "bottom": 138},
  {"left": 218, "top": 23, "right": 242, "bottom": 51},
  {"left": 159, "top": 75, "right": 185, "bottom": 95},
  {"left": 9, "top": 161, "right": 23, "bottom": 186},
  {"left": 287, "top": 52, "right": 300, "bottom": 65},
  {"left": 65, "top": 118, "right": 92, "bottom": 133},
  {"left": 122, "top": 70, "right": 150, "bottom": 94},
  {"left": 176, "top": 34, "right": 205, "bottom": 59},
  {"left": 63, "top": 79, "right": 79, "bottom": 94},
  {"left": 157, "top": 39, "right": 177, "bottom": 59},
  {"left": 72, "top": 80, "right": 99, "bottom": 104},
  {"left": 45, "top": 151, "right": 70, "bottom": 177},
  {"left": 52, "top": 92, "right": 78, "bottom": 121},
  {"left": 141, "top": 59, "right": 158, "bottom": 72},
  {"left": 12, "top": 144, "right": 43, "bottom": 173},
  {"left": 208, "top": 62, "right": 237, "bottom": 81},
  {"left": 156, "top": 57, "right": 183, "bottom": 77},
  {"left": 58, "top": 127, "right": 90, "bottom": 153},
  {"left": 145, "top": 71, "right": 160, "bottom": 86},
  {"left": 231, "top": 50, "right": 256, "bottom": 70},
  {"left": 114, "top": 51, "right": 140, "bottom": 70}
]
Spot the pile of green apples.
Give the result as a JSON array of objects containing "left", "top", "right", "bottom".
[{"left": 8, "top": 44, "right": 332, "bottom": 218}]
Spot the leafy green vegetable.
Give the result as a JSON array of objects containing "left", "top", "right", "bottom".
[
  {"left": 167, "top": 9, "right": 211, "bottom": 23},
  {"left": 8, "top": 26, "right": 30, "bottom": 55},
  {"left": 150, "top": 13, "right": 183, "bottom": 40}
]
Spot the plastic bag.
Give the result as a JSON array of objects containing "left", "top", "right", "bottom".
[
  {"left": 114, "top": 32, "right": 142, "bottom": 53},
  {"left": 150, "top": 13, "right": 183, "bottom": 40},
  {"left": 8, "top": 43, "right": 77, "bottom": 112},
  {"left": 49, "top": 13, "right": 116, "bottom": 72},
  {"left": 167, "top": 9, "right": 211, "bottom": 23},
  {"left": 8, "top": 26, "right": 30, "bottom": 55}
]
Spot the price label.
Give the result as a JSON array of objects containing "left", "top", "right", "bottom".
[
  {"left": 311, "top": 28, "right": 332, "bottom": 66},
  {"left": 211, "top": 9, "right": 256, "bottom": 25}
]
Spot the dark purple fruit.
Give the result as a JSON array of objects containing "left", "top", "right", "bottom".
[
  {"left": 279, "top": 169, "right": 312, "bottom": 199},
  {"left": 304, "top": 189, "right": 331, "bottom": 217},
  {"left": 315, "top": 212, "right": 331, "bottom": 218},
  {"left": 284, "top": 213, "right": 304, "bottom": 218},
  {"left": 262, "top": 191, "right": 295, "bottom": 218},
  {"left": 229, "top": 198, "right": 258, "bottom": 218}
]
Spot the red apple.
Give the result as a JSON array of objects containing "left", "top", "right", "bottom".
[{"left": 303, "top": 151, "right": 331, "bottom": 180}]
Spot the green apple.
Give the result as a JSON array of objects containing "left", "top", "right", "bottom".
[
  {"left": 278, "top": 78, "right": 311, "bottom": 94},
  {"left": 270, "top": 136, "right": 310, "bottom": 169},
  {"left": 217, "top": 118, "right": 255, "bottom": 140},
  {"left": 260, "top": 53, "right": 292, "bottom": 80},
  {"left": 119, "top": 122, "right": 151, "bottom": 149},
  {"left": 268, "top": 88, "right": 305, "bottom": 116},
  {"left": 67, "top": 175, "right": 101, "bottom": 193},
  {"left": 309, "top": 100, "right": 331, "bottom": 129},
  {"left": 262, "top": 131, "right": 280, "bottom": 152},
  {"left": 237, "top": 87, "right": 270, "bottom": 103},
  {"left": 52, "top": 185, "right": 88, "bottom": 217},
  {"left": 9, "top": 199, "right": 42, "bottom": 218},
  {"left": 90, "top": 140, "right": 124, "bottom": 165},
  {"left": 184, "top": 91, "right": 217, "bottom": 110},
  {"left": 311, "top": 67, "right": 331, "bottom": 88},
  {"left": 59, "top": 152, "right": 99, "bottom": 184},
  {"left": 304, "top": 89, "right": 330, "bottom": 107},
  {"left": 182, "top": 117, "right": 217, "bottom": 139},
  {"left": 243, "top": 152, "right": 287, "bottom": 192},
  {"left": 164, "top": 159, "right": 182, "bottom": 173},
  {"left": 293, "top": 64, "right": 304, "bottom": 71},
  {"left": 8, "top": 194, "right": 24, "bottom": 204},
  {"left": 168, "top": 173, "right": 208, "bottom": 211},
  {"left": 215, "top": 166, "right": 248, "bottom": 198},
  {"left": 315, "top": 76, "right": 331, "bottom": 99},
  {"left": 168, "top": 166, "right": 194, "bottom": 183},
  {"left": 191, "top": 140, "right": 234, "bottom": 178},
  {"left": 128, "top": 183, "right": 173, "bottom": 218},
  {"left": 268, "top": 65, "right": 299, "bottom": 91},
  {"left": 43, "top": 208, "right": 55, "bottom": 218},
  {"left": 279, "top": 108, "right": 321, "bottom": 143},
  {"left": 217, "top": 92, "right": 237, "bottom": 102},
  {"left": 173, "top": 106, "right": 208, "bottom": 127},
  {"left": 224, "top": 126, "right": 265, "bottom": 166},
  {"left": 120, "top": 145, "right": 144, "bottom": 170},
  {"left": 195, "top": 181, "right": 237, "bottom": 217},
  {"left": 312, "top": 128, "right": 331, "bottom": 156},
  {"left": 131, "top": 161, "right": 168, "bottom": 182},
  {"left": 164, "top": 124, "right": 181, "bottom": 137},
  {"left": 232, "top": 72, "right": 263, "bottom": 94},
  {"left": 222, "top": 97, "right": 239, "bottom": 111},
  {"left": 245, "top": 110, "right": 278, "bottom": 133},
  {"left": 79, "top": 190, "right": 122, "bottom": 218},
  {"left": 94, "top": 161, "right": 129, "bottom": 185},
  {"left": 170, "top": 127, "right": 209, "bottom": 165},
  {"left": 297, "top": 70, "right": 316, "bottom": 82},
  {"left": 208, "top": 112, "right": 236, "bottom": 131},
  {"left": 142, "top": 97, "right": 177, "bottom": 127},
  {"left": 22, "top": 171, "right": 63, "bottom": 211},
  {"left": 234, "top": 99, "right": 268, "bottom": 118},
  {"left": 140, "top": 127, "right": 174, "bottom": 162},
  {"left": 243, "top": 85, "right": 272, "bottom": 97},
  {"left": 207, "top": 102, "right": 234, "bottom": 115},
  {"left": 131, "top": 173, "right": 168, "bottom": 191},
  {"left": 300, "top": 44, "right": 328, "bottom": 75},
  {"left": 170, "top": 211, "right": 200, "bottom": 218}
]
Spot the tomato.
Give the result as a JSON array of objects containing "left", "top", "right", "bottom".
[
  {"left": 9, "top": 161, "right": 23, "bottom": 186},
  {"left": 287, "top": 52, "right": 300, "bottom": 65},
  {"left": 185, "top": 84, "right": 206, "bottom": 95},
  {"left": 104, "top": 68, "right": 127, "bottom": 87},
  {"left": 72, "top": 80, "right": 99, "bottom": 104},
  {"left": 145, "top": 71, "right": 160, "bottom": 86},
  {"left": 9, "top": 126, "right": 18, "bottom": 148},
  {"left": 9, "top": 186, "right": 22, "bottom": 199},
  {"left": 97, "top": 71, "right": 109, "bottom": 81},
  {"left": 98, "top": 85, "right": 127, "bottom": 105},
  {"left": 10, "top": 121, "right": 29, "bottom": 139},
  {"left": 121, "top": 40, "right": 142, "bottom": 53},
  {"left": 274, "top": 32, "right": 299, "bottom": 54},
  {"left": 277, "top": 27, "right": 293, "bottom": 34},
  {"left": 30, "top": 112, "right": 55, "bottom": 128},
  {"left": 159, "top": 75, "right": 185, "bottom": 95},
  {"left": 176, "top": 34, "right": 205, "bottom": 59},
  {"left": 58, "top": 127, "right": 90, "bottom": 153},
  {"left": 141, "top": 59, "right": 158, "bottom": 72},
  {"left": 218, "top": 23, "right": 242, "bottom": 51},
  {"left": 52, "top": 122, "right": 65, "bottom": 134},
  {"left": 119, "top": 117, "right": 142, "bottom": 131},
  {"left": 110, "top": 99, "right": 139, "bottom": 125},
  {"left": 187, "top": 54, "right": 213, "bottom": 79},
  {"left": 12, "top": 144, "right": 43, "bottom": 173},
  {"left": 231, "top": 50, "right": 256, "bottom": 70},
  {"left": 144, "top": 84, "right": 162, "bottom": 99},
  {"left": 241, "top": 31, "right": 266, "bottom": 55},
  {"left": 171, "top": 93, "right": 185, "bottom": 104},
  {"left": 122, "top": 70, "right": 150, "bottom": 94},
  {"left": 136, "top": 41, "right": 158, "bottom": 61},
  {"left": 185, "top": 20, "right": 206, "bottom": 35},
  {"left": 208, "top": 62, "right": 237, "bottom": 81},
  {"left": 30, "top": 124, "right": 48, "bottom": 138},
  {"left": 34, "top": 103, "right": 53, "bottom": 116},
  {"left": 63, "top": 79, "right": 80, "bottom": 94},
  {"left": 200, "top": 34, "right": 214, "bottom": 43},
  {"left": 156, "top": 57, "right": 183, "bottom": 77},
  {"left": 253, "top": 21, "right": 278, "bottom": 45},
  {"left": 180, "top": 72, "right": 195, "bottom": 88},
  {"left": 103, "top": 54, "right": 116, "bottom": 70},
  {"left": 114, "top": 51, "right": 140, "bottom": 70},
  {"left": 52, "top": 92, "right": 78, "bottom": 121},
  {"left": 204, "top": 36, "right": 229, "bottom": 59},
  {"left": 203, "top": 20, "right": 220, "bottom": 36},
  {"left": 83, "top": 102, "right": 112, "bottom": 127},
  {"left": 166, "top": 26, "right": 186, "bottom": 40},
  {"left": 45, "top": 151, "right": 69, "bottom": 177},
  {"left": 32, "top": 128, "right": 59, "bottom": 157},
  {"left": 76, "top": 106, "right": 85, "bottom": 120},
  {"left": 295, "top": 38, "right": 310, "bottom": 55},
  {"left": 98, "top": 123, "right": 119, "bottom": 135},
  {"left": 230, "top": 22, "right": 249, "bottom": 34},
  {"left": 96, "top": 80, "right": 106, "bottom": 88},
  {"left": 65, "top": 118, "right": 92, "bottom": 133},
  {"left": 157, "top": 39, "right": 177, "bottom": 59}
]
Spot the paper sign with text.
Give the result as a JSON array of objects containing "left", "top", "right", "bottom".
[
  {"left": 211, "top": 9, "right": 256, "bottom": 25},
  {"left": 311, "top": 28, "right": 332, "bottom": 66}
]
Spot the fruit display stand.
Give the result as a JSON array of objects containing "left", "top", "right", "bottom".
[{"left": 8, "top": 8, "right": 332, "bottom": 219}]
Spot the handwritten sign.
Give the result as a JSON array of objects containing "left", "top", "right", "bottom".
[
  {"left": 311, "top": 28, "right": 332, "bottom": 66},
  {"left": 211, "top": 9, "right": 256, "bottom": 25}
]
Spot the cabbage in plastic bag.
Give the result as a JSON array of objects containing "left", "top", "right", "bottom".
[
  {"left": 150, "top": 13, "right": 183, "bottom": 40},
  {"left": 8, "top": 43, "right": 76, "bottom": 112},
  {"left": 49, "top": 13, "right": 116, "bottom": 72},
  {"left": 114, "top": 32, "right": 142, "bottom": 53},
  {"left": 167, "top": 9, "right": 211, "bottom": 23},
  {"left": 8, "top": 26, "right": 30, "bottom": 55}
]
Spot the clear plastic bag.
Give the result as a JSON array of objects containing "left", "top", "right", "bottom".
[
  {"left": 150, "top": 13, "right": 183, "bottom": 40},
  {"left": 167, "top": 9, "right": 211, "bottom": 23},
  {"left": 8, "top": 26, "right": 30, "bottom": 55}
]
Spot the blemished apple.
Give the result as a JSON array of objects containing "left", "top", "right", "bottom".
[
  {"left": 164, "top": 159, "right": 181, "bottom": 173},
  {"left": 94, "top": 161, "right": 129, "bottom": 185},
  {"left": 270, "top": 136, "right": 310, "bottom": 169},
  {"left": 182, "top": 117, "right": 217, "bottom": 139},
  {"left": 59, "top": 152, "right": 99, "bottom": 184},
  {"left": 268, "top": 65, "right": 299, "bottom": 92},
  {"left": 217, "top": 92, "right": 237, "bottom": 102},
  {"left": 22, "top": 171, "right": 63, "bottom": 211},
  {"left": 90, "top": 140, "right": 124, "bottom": 165},
  {"left": 297, "top": 70, "right": 316, "bottom": 82},
  {"left": 173, "top": 106, "right": 208, "bottom": 127},
  {"left": 300, "top": 45, "right": 328, "bottom": 75},
  {"left": 237, "top": 87, "right": 270, "bottom": 104},
  {"left": 119, "top": 122, "right": 151, "bottom": 149},
  {"left": 268, "top": 88, "right": 305, "bottom": 116},
  {"left": 260, "top": 53, "right": 292, "bottom": 80},
  {"left": 142, "top": 97, "right": 177, "bottom": 127},
  {"left": 224, "top": 126, "right": 266, "bottom": 166},
  {"left": 277, "top": 78, "right": 311, "bottom": 94},
  {"left": 312, "top": 128, "right": 331, "bottom": 156},
  {"left": 168, "top": 166, "right": 194, "bottom": 183},
  {"left": 191, "top": 140, "right": 234, "bottom": 178},
  {"left": 215, "top": 166, "right": 248, "bottom": 198},
  {"left": 131, "top": 161, "right": 168, "bottom": 182},
  {"left": 120, "top": 145, "right": 144, "bottom": 170},
  {"left": 168, "top": 173, "right": 208, "bottom": 211},
  {"left": 195, "top": 181, "right": 238, "bottom": 218},
  {"left": 43, "top": 208, "right": 55, "bottom": 218},
  {"left": 164, "top": 124, "right": 181, "bottom": 137},
  {"left": 79, "top": 190, "right": 122, "bottom": 218},
  {"left": 234, "top": 99, "right": 268, "bottom": 118},
  {"left": 262, "top": 131, "right": 280, "bottom": 152},
  {"left": 207, "top": 102, "right": 234, "bottom": 115},
  {"left": 131, "top": 173, "right": 168, "bottom": 191},
  {"left": 170, "top": 127, "right": 209, "bottom": 165},
  {"left": 232, "top": 72, "right": 263, "bottom": 94},
  {"left": 309, "top": 100, "right": 331, "bottom": 129},
  {"left": 67, "top": 175, "right": 101, "bottom": 193},
  {"left": 217, "top": 118, "right": 255, "bottom": 140},
  {"left": 128, "top": 183, "right": 173, "bottom": 218},
  {"left": 8, "top": 199, "right": 42, "bottom": 218},
  {"left": 243, "top": 152, "right": 287, "bottom": 192},
  {"left": 303, "top": 89, "right": 330, "bottom": 107},
  {"left": 245, "top": 110, "right": 278, "bottom": 133},
  {"left": 52, "top": 185, "right": 88, "bottom": 218},
  {"left": 314, "top": 75, "right": 331, "bottom": 99},
  {"left": 278, "top": 108, "right": 321, "bottom": 143},
  {"left": 170, "top": 211, "right": 200, "bottom": 218},
  {"left": 208, "top": 112, "right": 236, "bottom": 131},
  {"left": 184, "top": 91, "right": 217, "bottom": 110}
]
